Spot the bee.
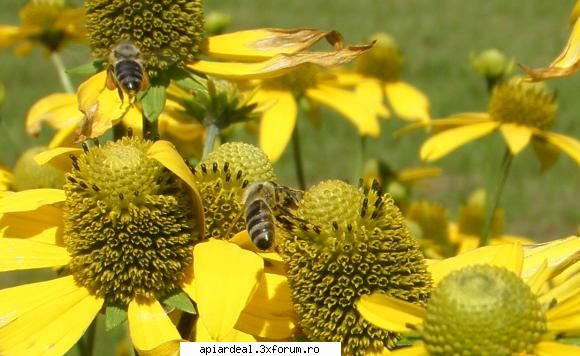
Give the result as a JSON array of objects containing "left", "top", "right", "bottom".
[
  {"left": 106, "top": 40, "right": 149, "bottom": 102},
  {"left": 242, "top": 181, "right": 303, "bottom": 250}
]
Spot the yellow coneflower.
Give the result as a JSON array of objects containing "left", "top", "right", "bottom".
[
  {"left": 280, "top": 180, "right": 432, "bottom": 355},
  {"left": 0, "top": 0, "right": 85, "bottom": 55},
  {"left": 0, "top": 137, "right": 205, "bottom": 354},
  {"left": 77, "top": 0, "right": 371, "bottom": 142},
  {"left": 405, "top": 79, "right": 580, "bottom": 168},
  {"left": 356, "top": 238, "right": 580, "bottom": 355}
]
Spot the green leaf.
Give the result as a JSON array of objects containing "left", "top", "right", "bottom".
[
  {"left": 105, "top": 305, "right": 128, "bottom": 331},
  {"left": 162, "top": 290, "right": 197, "bottom": 314},
  {"left": 171, "top": 67, "right": 207, "bottom": 96},
  {"left": 67, "top": 60, "right": 105, "bottom": 75},
  {"left": 139, "top": 79, "right": 168, "bottom": 123}
]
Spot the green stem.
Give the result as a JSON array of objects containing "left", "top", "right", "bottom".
[
  {"left": 50, "top": 52, "right": 74, "bottom": 94},
  {"left": 202, "top": 121, "right": 220, "bottom": 159},
  {"left": 480, "top": 149, "right": 513, "bottom": 246},
  {"left": 291, "top": 122, "right": 306, "bottom": 190},
  {"left": 142, "top": 113, "right": 158, "bottom": 141}
]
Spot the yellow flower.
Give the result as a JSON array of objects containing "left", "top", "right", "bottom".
[
  {"left": 249, "top": 64, "right": 388, "bottom": 161},
  {"left": 77, "top": 0, "right": 371, "bottom": 144},
  {"left": 409, "top": 79, "right": 580, "bottom": 168},
  {"left": 185, "top": 142, "right": 296, "bottom": 341},
  {"left": 356, "top": 238, "right": 580, "bottom": 355},
  {"left": 334, "top": 32, "right": 431, "bottom": 124},
  {"left": 0, "top": 165, "right": 12, "bottom": 196},
  {"left": 27, "top": 87, "right": 205, "bottom": 156},
  {"left": 0, "top": 0, "right": 85, "bottom": 55},
  {"left": 0, "top": 138, "right": 206, "bottom": 354},
  {"left": 522, "top": 0, "right": 580, "bottom": 81}
]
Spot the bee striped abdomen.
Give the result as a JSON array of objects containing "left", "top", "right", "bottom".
[
  {"left": 115, "top": 60, "right": 143, "bottom": 93},
  {"left": 245, "top": 199, "right": 275, "bottom": 250}
]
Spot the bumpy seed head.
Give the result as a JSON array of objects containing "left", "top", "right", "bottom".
[
  {"left": 63, "top": 137, "right": 200, "bottom": 306},
  {"left": 406, "top": 201, "right": 453, "bottom": 257},
  {"left": 261, "top": 63, "right": 320, "bottom": 94},
  {"left": 282, "top": 180, "right": 432, "bottom": 356},
  {"left": 84, "top": 0, "right": 205, "bottom": 77},
  {"left": 19, "top": 0, "right": 84, "bottom": 52},
  {"left": 354, "top": 32, "right": 403, "bottom": 82},
  {"left": 193, "top": 142, "right": 275, "bottom": 239},
  {"left": 423, "top": 265, "right": 546, "bottom": 355},
  {"left": 488, "top": 79, "right": 557, "bottom": 130},
  {"left": 12, "top": 146, "right": 65, "bottom": 191}
]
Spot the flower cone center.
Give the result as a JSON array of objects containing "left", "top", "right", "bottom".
[
  {"left": 488, "top": 80, "right": 557, "bottom": 130},
  {"left": 423, "top": 265, "right": 546, "bottom": 356},
  {"left": 63, "top": 137, "right": 200, "bottom": 306}
]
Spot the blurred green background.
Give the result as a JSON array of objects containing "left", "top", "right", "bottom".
[{"left": 1, "top": 0, "right": 578, "bottom": 242}]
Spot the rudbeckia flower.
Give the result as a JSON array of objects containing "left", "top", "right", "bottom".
[
  {"left": 0, "top": 0, "right": 85, "bottom": 55},
  {"left": 280, "top": 179, "right": 432, "bottom": 355},
  {"left": 521, "top": 0, "right": 580, "bottom": 81},
  {"left": 0, "top": 137, "right": 205, "bottom": 354},
  {"left": 409, "top": 79, "right": 580, "bottom": 168},
  {"left": 248, "top": 63, "right": 388, "bottom": 161},
  {"left": 77, "top": 0, "right": 371, "bottom": 142},
  {"left": 184, "top": 142, "right": 297, "bottom": 342},
  {"left": 334, "top": 32, "right": 431, "bottom": 124},
  {"left": 356, "top": 238, "right": 580, "bottom": 355}
]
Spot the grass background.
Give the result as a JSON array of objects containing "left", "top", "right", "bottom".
[
  {"left": 0, "top": 0, "right": 578, "bottom": 354},
  {"left": 3, "top": 0, "right": 577, "bottom": 240}
]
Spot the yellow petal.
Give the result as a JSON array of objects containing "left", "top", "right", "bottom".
[
  {"left": 384, "top": 82, "right": 430, "bottom": 123},
  {"left": 395, "top": 112, "right": 491, "bottom": 137},
  {"left": 193, "top": 239, "right": 263, "bottom": 341},
  {"left": 77, "top": 71, "right": 133, "bottom": 140},
  {"left": 420, "top": 121, "right": 499, "bottom": 162},
  {"left": 531, "top": 136, "right": 561, "bottom": 172},
  {"left": 206, "top": 29, "right": 343, "bottom": 61},
  {"left": 195, "top": 319, "right": 256, "bottom": 342},
  {"left": 236, "top": 272, "right": 295, "bottom": 339},
  {"left": 0, "top": 204, "right": 63, "bottom": 244},
  {"left": 128, "top": 299, "right": 181, "bottom": 353},
  {"left": 147, "top": 140, "right": 205, "bottom": 238},
  {"left": 546, "top": 291, "right": 580, "bottom": 321},
  {"left": 306, "top": 84, "right": 380, "bottom": 137},
  {"left": 525, "top": 259, "right": 550, "bottom": 295},
  {"left": 522, "top": 236, "right": 580, "bottom": 280},
  {"left": 0, "top": 276, "right": 103, "bottom": 356},
  {"left": 354, "top": 79, "right": 390, "bottom": 118},
  {"left": 0, "top": 25, "right": 21, "bottom": 50},
  {"left": 253, "top": 89, "right": 297, "bottom": 162},
  {"left": 540, "top": 130, "right": 580, "bottom": 165},
  {"left": 26, "top": 93, "right": 81, "bottom": 136},
  {"left": 0, "top": 238, "right": 69, "bottom": 271},
  {"left": 0, "top": 189, "right": 65, "bottom": 213},
  {"left": 428, "top": 242, "right": 523, "bottom": 286},
  {"left": 396, "top": 167, "right": 442, "bottom": 184},
  {"left": 499, "top": 123, "right": 532, "bottom": 155},
  {"left": 355, "top": 293, "right": 426, "bottom": 332},
  {"left": 34, "top": 146, "right": 81, "bottom": 172},
  {"left": 540, "top": 272, "right": 580, "bottom": 307},
  {"left": 534, "top": 341, "right": 580, "bottom": 356},
  {"left": 189, "top": 44, "right": 372, "bottom": 80},
  {"left": 137, "top": 340, "right": 180, "bottom": 356},
  {"left": 230, "top": 230, "right": 260, "bottom": 253}
]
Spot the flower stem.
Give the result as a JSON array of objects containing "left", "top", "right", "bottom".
[
  {"left": 50, "top": 52, "right": 74, "bottom": 94},
  {"left": 202, "top": 121, "right": 220, "bottom": 159},
  {"left": 292, "top": 122, "right": 306, "bottom": 190},
  {"left": 77, "top": 318, "right": 97, "bottom": 356},
  {"left": 480, "top": 149, "right": 513, "bottom": 246},
  {"left": 142, "top": 113, "right": 158, "bottom": 141}
]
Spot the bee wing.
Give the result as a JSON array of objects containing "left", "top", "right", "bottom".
[{"left": 105, "top": 66, "right": 118, "bottom": 91}]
